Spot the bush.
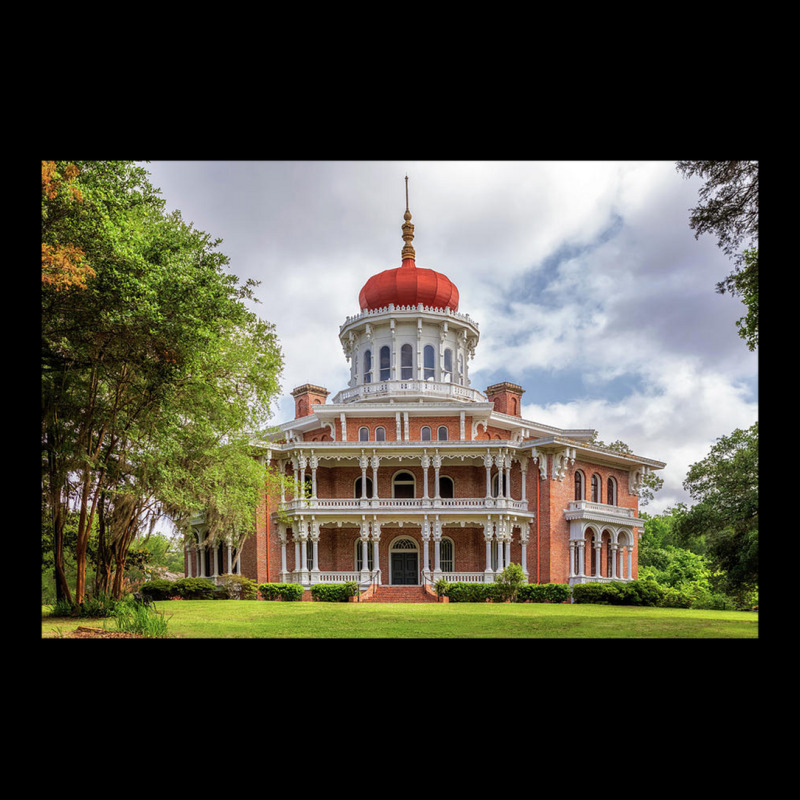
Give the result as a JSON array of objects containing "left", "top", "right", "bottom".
[
  {"left": 572, "top": 580, "right": 667, "bottom": 607},
  {"left": 310, "top": 582, "right": 359, "bottom": 602},
  {"left": 171, "top": 577, "right": 216, "bottom": 600},
  {"left": 691, "top": 591, "right": 738, "bottom": 611},
  {"left": 571, "top": 582, "right": 623, "bottom": 605},
  {"left": 258, "top": 582, "right": 304, "bottom": 601},
  {"left": 218, "top": 573, "right": 258, "bottom": 600},
  {"left": 659, "top": 587, "right": 693, "bottom": 608},
  {"left": 441, "top": 582, "right": 499, "bottom": 602},
  {"left": 140, "top": 579, "right": 176, "bottom": 601},
  {"left": 494, "top": 563, "right": 527, "bottom": 602},
  {"left": 517, "top": 583, "right": 571, "bottom": 603}
]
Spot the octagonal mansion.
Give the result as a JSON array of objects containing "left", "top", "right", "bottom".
[{"left": 184, "top": 182, "right": 665, "bottom": 601}]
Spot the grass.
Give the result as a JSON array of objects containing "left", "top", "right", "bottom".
[{"left": 41, "top": 599, "right": 759, "bottom": 639}]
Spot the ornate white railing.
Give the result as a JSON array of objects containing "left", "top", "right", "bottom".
[
  {"left": 332, "top": 379, "right": 485, "bottom": 405},
  {"left": 282, "top": 497, "right": 530, "bottom": 513}
]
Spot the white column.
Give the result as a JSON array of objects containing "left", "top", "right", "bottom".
[
  {"left": 504, "top": 523, "right": 512, "bottom": 567},
  {"left": 187, "top": 545, "right": 194, "bottom": 577},
  {"left": 360, "top": 455, "right": 369, "bottom": 501},
  {"left": 421, "top": 454, "right": 430, "bottom": 500},
  {"left": 627, "top": 545, "right": 633, "bottom": 580},
  {"left": 433, "top": 518, "right": 442, "bottom": 581},
  {"left": 293, "top": 531, "right": 300, "bottom": 580},
  {"left": 495, "top": 519, "right": 505, "bottom": 572},
  {"left": 483, "top": 520, "right": 494, "bottom": 581},
  {"left": 519, "top": 456, "right": 528, "bottom": 502},
  {"left": 433, "top": 454, "right": 442, "bottom": 500},
  {"left": 569, "top": 540, "right": 576, "bottom": 579},
  {"left": 505, "top": 456, "right": 512, "bottom": 501},
  {"left": 371, "top": 454, "right": 379, "bottom": 500},
  {"left": 227, "top": 542, "right": 232, "bottom": 574},
  {"left": 372, "top": 524, "right": 382, "bottom": 583},
  {"left": 595, "top": 540, "right": 603, "bottom": 578},
  {"left": 310, "top": 456, "right": 318, "bottom": 500},
  {"left": 422, "top": 518, "right": 431, "bottom": 581},
  {"left": 279, "top": 524, "right": 288, "bottom": 582},
  {"left": 299, "top": 520, "right": 309, "bottom": 583},
  {"left": 578, "top": 540, "right": 585, "bottom": 577},
  {"left": 360, "top": 521, "right": 371, "bottom": 582},
  {"left": 611, "top": 544, "right": 618, "bottom": 579},
  {"left": 484, "top": 452, "right": 493, "bottom": 499},
  {"left": 310, "top": 519, "right": 320, "bottom": 583},
  {"left": 520, "top": 527, "right": 530, "bottom": 580}
]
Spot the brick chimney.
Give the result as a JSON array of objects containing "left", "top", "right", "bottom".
[
  {"left": 485, "top": 382, "right": 525, "bottom": 417},
  {"left": 291, "top": 384, "right": 329, "bottom": 418}
]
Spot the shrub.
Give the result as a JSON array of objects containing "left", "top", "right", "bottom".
[
  {"left": 258, "top": 582, "right": 304, "bottom": 601},
  {"left": 571, "top": 582, "right": 622, "bottom": 605},
  {"left": 494, "top": 563, "right": 527, "bottom": 603},
  {"left": 517, "top": 583, "right": 571, "bottom": 603},
  {"left": 691, "top": 591, "right": 738, "bottom": 611},
  {"left": 140, "top": 579, "right": 176, "bottom": 601},
  {"left": 218, "top": 574, "right": 258, "bottom": 600},
  {"left": 441, "top": 582, "right": 499, "bottom": 602},
  {"left": 310, "top": 582, "right": 359, "bottom": 602},
  {"left": 659, "top": 587, "right": 693, "bottom": 608},
  {"left": 171, "top": 577, "right": 216, "bottom": 600}
]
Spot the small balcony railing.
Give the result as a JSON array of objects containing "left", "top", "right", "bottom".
[{"left": 281, "top": 496, "right": 530, "bottom": 513}]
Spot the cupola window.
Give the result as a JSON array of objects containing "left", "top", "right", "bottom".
[
  {"left": 424, "top": 345, "right": 435, "bottom": 381},
  {"left": 437, "top": 425, "right": 448, "bottom": 441},
  {"left": 421, "top": 426, "right": 431, "bottom": 441},
  {"left": 380, "top": 345, "right": 391, "bottom": 381},
  {"left": 363, "top": 349, "right": 372, "bottom": 384},
  {"left": 401, "top": 343, "right": 413, "bottom": 380},
  {"left": 443, "top": 348, "right": 453, "bottom": 382}
]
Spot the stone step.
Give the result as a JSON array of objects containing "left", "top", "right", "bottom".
[{"left": 361, "top": 585, "right": 441, "bottom": 603}]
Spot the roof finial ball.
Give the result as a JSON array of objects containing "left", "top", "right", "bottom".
[{"left": 401, "top": 175, "right": 415, "bottom": 263}]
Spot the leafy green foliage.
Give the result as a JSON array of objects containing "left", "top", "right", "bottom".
[
  {"left": 258, "top": 583, "right": 305, "bottom": 601},
  {"left": 42, "top": 161, "right": 284, "bottom": 604},
  {"left": 493, "top": 563, "right": 527, "bottom": 602},
  {"left": 674, "top": 423, "right": 758, "bottom": 599},
  {"left": 310, "top": 582, "right": 359, "bottom": 602},
  {"left": 516, "top": 583, "right": 572, "bottom": 603}
]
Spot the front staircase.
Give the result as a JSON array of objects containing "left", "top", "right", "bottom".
[{"left": 359, "top": 584, "right": 444, "bottom": 603}]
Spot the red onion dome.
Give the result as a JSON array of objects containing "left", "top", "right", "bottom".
[
  {"left": 359, "top": 259, "right": 459, "bottom": 312},
  {"left": 358, "top": 179, "right": 459, "bottom": 312}
]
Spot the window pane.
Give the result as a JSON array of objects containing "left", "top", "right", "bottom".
[
  {"left": 380, "top": 345, "right": 390, "bottom": 381},
  {"left": 364, "top": 350, "right": 371, "bottom": 383},
  {"left": 376, "top": 426, "right": 385, "bottom": 441},
  {"left": 438, "top": 426, "right": 448, "bottom": 441},
  {"left": 424, "top": 345, "right": 435, "bottom": 380},
  {"left": 421, "top": 426, "right": 431, "bottom": 441},
  {"left": 401, "top": 344, "right": 413, "bottom": 380}
]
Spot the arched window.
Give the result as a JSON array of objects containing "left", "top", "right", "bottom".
[
  {"left": 607, "top": 477, "right": 617, "bottom": 506},
  {"left": 424, "top": 344, "right": 435, "bottom": 380},
  {"left": 591, "top": 474, "right": 601, "bottom": 503},
  {"left": 393, "top": 471, "right": 415, "bottom": 499},
  {"left": 375, "top": 426, "right": 386, "bottom": 441},
  {"left": 401, "top": 343, "right": 413, "bottom": 380},
  {"left": 440, "top": 537, "right": 454, "bottom": 572},
  {"left": 359, "top": 426, "right": 369, "bottom": 442},
  {"left": 420, "top": 426, "right": 431, "bottom": 441},
  {"left": 457, "top": 352, "right": 464, "bottom": 385},
  {"left": 575, "top": 470, "right": 585, "bottom": 501},
  {"left": 363, "top": 349, "right": 372, "bottom": 384},
  {"left": 492, "top": 472, "right": 504, "bottom": 498},
  {"left": 379, "top": 345, "right": 390, "bottom": 381},
  {"left": 443, "top": 348, "right": 453, "bottom": 382},
  {"left": 355, "top": 476, "right": 373, "bottom": 498},
  {"left": 437, "top": 425, "right": 448, "bottom": 441},
  {"left": 439, "top": 476, "right": 454, "bottom": 498}
]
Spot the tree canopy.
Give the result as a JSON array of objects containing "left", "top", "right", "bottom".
[
  {"left": 673, "top": 422, "right": 758, "bottom": 598},
  {"left": 676, "top": 160, "right": 758, "bottom": 350},
  {"left": 42, "top": 160, "right": 284, "bottom": 604}
]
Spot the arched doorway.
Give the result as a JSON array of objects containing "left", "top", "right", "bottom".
[{"left": 390, "top": 537, "right": 419, "bottom": 585}]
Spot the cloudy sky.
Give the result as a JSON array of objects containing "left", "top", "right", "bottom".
[{"left": 140, "top": 160, "right": 758, "bottom": 516}]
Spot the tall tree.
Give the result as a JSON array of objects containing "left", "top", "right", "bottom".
[
  {"left": 676, "top": 160, "right": 759, "bottom": 350},
  {"left": 674, "top": 422, "right": 758, "bottom": 598},
  {"left": 42, "top": 161, "right": 284, "bottom": 603}
]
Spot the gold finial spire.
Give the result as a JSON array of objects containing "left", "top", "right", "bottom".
[{"left": 401, "top": 174, "right": 415, "bottom": 262}]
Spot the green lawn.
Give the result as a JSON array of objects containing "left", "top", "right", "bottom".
[{"left": 41, "top": 600, "right": 759, "bottom": 639}]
